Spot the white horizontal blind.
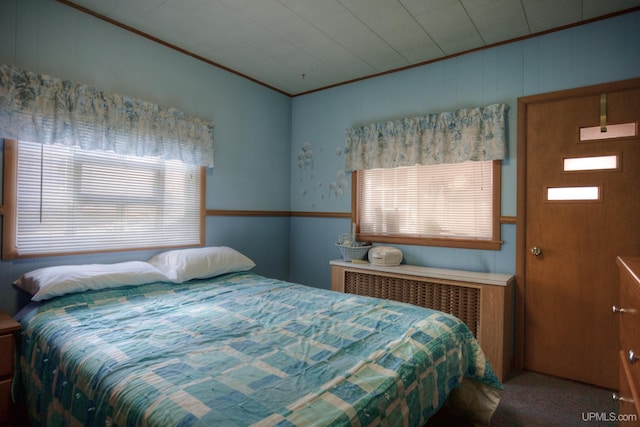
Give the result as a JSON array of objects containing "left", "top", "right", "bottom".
[
  {"left": 357, "top": 161, "right": 493, "bottom": 240},
  {"left": 16, "top": 141, "right": 201, "bottom": 255}
]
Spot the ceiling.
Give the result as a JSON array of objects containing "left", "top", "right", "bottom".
[{"left": 61, "top": 0, "right": 640, "bottom": 96}]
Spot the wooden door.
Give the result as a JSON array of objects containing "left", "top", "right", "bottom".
[{"left": 523, "top": 80, "right": 640, "bottom": 389}]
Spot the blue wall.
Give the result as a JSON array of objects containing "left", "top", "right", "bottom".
[
  {"left": 289, "top": 10, "right": 640, "bottom": 289},
  {"left": 0, "top": 0, "right": 639, "bottom": 315},
  {"left": 0, "top": 0, "right": 292, "bottom": 315}
]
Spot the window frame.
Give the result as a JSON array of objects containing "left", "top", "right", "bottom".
[
  {"left": 2, "top": 139, "right": 206, "bottom": 259},
  {"left": 352, "top": 160, "right": 503, "bottom": 250}
]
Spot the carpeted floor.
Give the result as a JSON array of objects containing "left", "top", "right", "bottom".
[{"left": 427, "top": 370, "right": 621, "bottom": 426}]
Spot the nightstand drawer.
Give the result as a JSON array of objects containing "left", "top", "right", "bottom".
[
  {"left": 619, "top": 350, "right": 640, "bottom": 425},
  {"left": 0, "top": 334, "right": 14, "bottom": 378},
  {"left": 0, "top": 377, "right": 12, "bottom": 423}
]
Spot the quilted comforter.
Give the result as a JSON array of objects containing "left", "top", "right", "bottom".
[{"left": 17, "top": 272, "right": 502, "bottom": 426}]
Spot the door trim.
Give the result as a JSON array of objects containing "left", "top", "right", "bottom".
[{"left": 514, "top": 77, "right": 640, "bottom": 372}]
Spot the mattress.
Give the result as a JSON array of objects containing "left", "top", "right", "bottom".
[{"left": 16, "top": 272, "right": 502, "bottom": 426}]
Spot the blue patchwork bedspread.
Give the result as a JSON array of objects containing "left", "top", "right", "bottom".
[{"left": 17, "top": 272, "right": 502, "bottom": 426}]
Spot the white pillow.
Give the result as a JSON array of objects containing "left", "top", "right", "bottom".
[
  {"left": 14, "top": 261, "right": 170, "bottom": 301},
  {"left": 147, "top": 246, "right": 255, "bottom": 283}
]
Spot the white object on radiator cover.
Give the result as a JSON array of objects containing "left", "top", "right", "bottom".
[{"left": 368, "top": 246, "right": 403, "bottom": 266}]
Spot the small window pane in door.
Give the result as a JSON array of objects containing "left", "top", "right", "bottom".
[
  {"left": 563, "top": 155, "right": 618, "bottom": 172},
  {"left": 579, "top": 123, "right": 636, "bottom": 141},
  {"left": 547, "top": 186, "right": 600, "bottom": 201}
]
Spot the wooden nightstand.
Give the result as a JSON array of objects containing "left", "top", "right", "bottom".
[{"left": 0, "top": 312, "right": 21, "bottom": 425}]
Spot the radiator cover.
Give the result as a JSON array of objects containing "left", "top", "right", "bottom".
[
  {"left": 344, "top": 270, "right": 481, "bottom": 336},
  {"left": 331, "top": 260, "right": 514, "bottom": 381}
]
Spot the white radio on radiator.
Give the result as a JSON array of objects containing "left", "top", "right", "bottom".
[{"left": 368, "top": 246, "right": 403, "bottom": 266}]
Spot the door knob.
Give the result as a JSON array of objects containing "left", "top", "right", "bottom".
[
  {"left": 612, "top": 392, "right": 634, "bottom": 403},
  {"left": 531, "top": 246, "right": 542, "bottom": 256}
]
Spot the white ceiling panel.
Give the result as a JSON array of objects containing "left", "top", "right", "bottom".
[
  {"left": 162, "top": 0, "right": 211, "bottom": 13},
  {"left": 287, "top": 31, "right": 378, "bottom": 78},
  {"left": 62, "top": 0, "right": 640, "bottom": 95},
  {"left": 463, "top": 0, "right": 529, "bottom": 45},
  {"left": 315, "top": 7, "right": 408, "bottom": 71},
  {"left": 523, "top": 0, "right": 583, "bottom": 33},
  {"left": 85, "top": 0, "right": 163, "bottom": 20},
  {"left": 67, "top": 0, "right": 116, "bottom": 16},
  {"left": 411, "top": 1, "right": 483, "bottom": 55},
  {"left": 340, "top": 0, "right": 439, "bottom": 64},
  {"left": 583, "top": 0, "right": 640, "bottom": 18},
  {"left": 398, "top": 0, "right": 459, "bottom": 18}
]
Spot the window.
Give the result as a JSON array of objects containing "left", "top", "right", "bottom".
[
  {"left": 3, "top": 140, "right": 204, "bottom": 258},
  {"left": 354, "top": 160, "right": 501, "bottom": 250}
]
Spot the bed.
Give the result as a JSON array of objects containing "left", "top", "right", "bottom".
[{"left": 13, "top": 247, "right": 502, "bottom": 426}]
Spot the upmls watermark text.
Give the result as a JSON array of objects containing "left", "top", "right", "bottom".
[{"left": 582, "top": 412, "right": 638, "bottom": 422}]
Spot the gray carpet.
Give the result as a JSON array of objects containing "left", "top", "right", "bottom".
[{"left": 428, "top": 370, "right": 621, "bottom": 426}]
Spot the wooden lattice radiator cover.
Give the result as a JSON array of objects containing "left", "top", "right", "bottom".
[{"left": 344, "top": 270, "right": 481, "bottom": 337}]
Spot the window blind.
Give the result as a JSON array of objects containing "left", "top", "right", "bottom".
[
  {"left": 357, "top": 161, "right": 493, "bottom": 240},
  {"left": 15, "top": 141, "right": 202, "bottom": 256}
]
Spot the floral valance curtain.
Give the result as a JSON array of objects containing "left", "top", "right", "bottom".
[
  {"left": 344, "top": 103, "right": 508, "bottom": 171},
  {"left": 0, "top": 64, "right": 214, "bottom": 167}
]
